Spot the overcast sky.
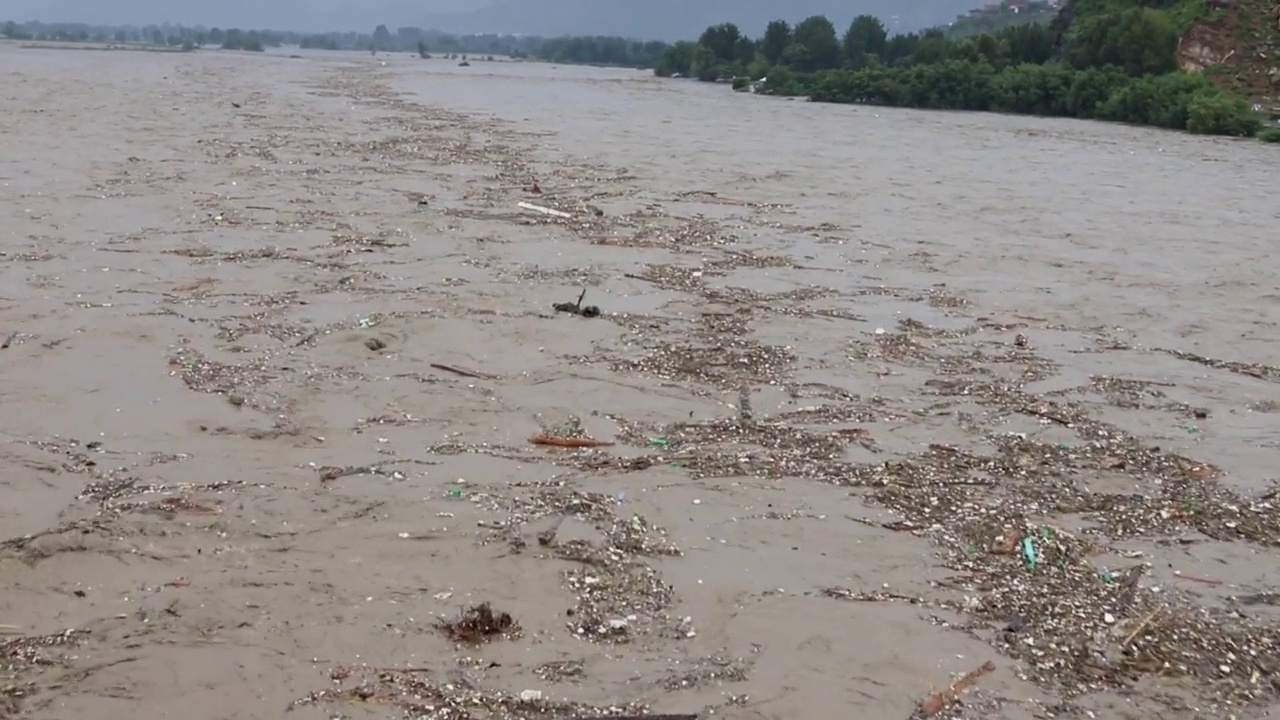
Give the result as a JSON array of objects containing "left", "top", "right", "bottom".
[
  {"left": 2, "top": 0, "right": 978, "bottom": 41},
  {"left": 0, "top": 0, "right": 488, "bottom": 32}
]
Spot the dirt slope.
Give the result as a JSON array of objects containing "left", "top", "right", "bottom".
[{"left": 1179, "top": 0, "right": 1280, "bottom": 112}]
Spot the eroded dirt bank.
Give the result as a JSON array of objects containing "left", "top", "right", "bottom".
[{"left": 2, "top": 45, "right": 1280, "bottom": 720}]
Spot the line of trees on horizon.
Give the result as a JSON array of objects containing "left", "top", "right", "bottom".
[
  {"left": 0, "top": 19, "right": 669, "bottom": 67},
  {"left": 2, "top": 19, "right": 281, "bottom": 51},
  {"left": 655, "top": 5, "right": 1271, "bottom": 140}
]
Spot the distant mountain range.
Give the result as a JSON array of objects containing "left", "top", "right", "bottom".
[{"left": 5, "top": 0, "right": 986, "bottom": 40}]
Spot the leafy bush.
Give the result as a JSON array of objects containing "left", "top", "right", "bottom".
[
  {"left": 1065, "top": 66, "right": 1130, "bottom": 117},
  {"left": 1095, "top": 72, "right": 1212, "bottom": 128},
  {"left": 1185, "top": 92, "right": 1263, "bottom": 136},
  {"left": 1258, "top": 128, "right": 1280, "bottom": 143}
]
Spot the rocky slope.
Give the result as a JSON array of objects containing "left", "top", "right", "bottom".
[
  {"left": 1178, "top": 0, "right": 1279, "bottom": 112},
  {"left": 1050, "top": 0, "right": 1277, "bottom": 112}
]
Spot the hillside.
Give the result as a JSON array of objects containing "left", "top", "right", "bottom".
[
  {"left": 1052, "top": 0, "right": 1278, "bottom": 111},
  {"left": 1177, "top": 0, "right": 1279, "bottom": 111},
  {"left": 946, "top": 2, "right": 1057, "bottom": 37},
  {"left": 415, "top": 0, "right": 983, "bottom": 41}
]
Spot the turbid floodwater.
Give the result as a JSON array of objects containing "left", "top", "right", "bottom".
[{"left": 2, "top": 42, "right": 1280, "bottom": 720}]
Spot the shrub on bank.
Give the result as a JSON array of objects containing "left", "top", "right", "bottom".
[
  {"left": 1184, "top": 92, "right": 1263, "bottom": 136},
  {"left": 759, "top": 62, "right": 1262, "bottom": 137},
  {"left": 1259, "top": 128, "right": 1280, "bottom": 143}
]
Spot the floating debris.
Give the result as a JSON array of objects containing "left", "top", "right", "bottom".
[
  {"left": 553, "top": 288, "right": 601, "bottom": 318},
  {"left": 295, "top": 664, "right": 650, "bottom": 719},
  {"left": 435, "top": 603, "right": 520, "bottom": 645}
]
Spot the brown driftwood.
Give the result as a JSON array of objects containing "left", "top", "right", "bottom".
[
  {"left": 529, "top": 433, "right": 614, "bottom": 448},
  {"left": 917, "top": 660, "right": 996, "bottom": 717}
]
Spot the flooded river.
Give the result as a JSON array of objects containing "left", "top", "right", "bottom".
[{"left": 2, "top": 44, "right": 1279, "bottom": 720}]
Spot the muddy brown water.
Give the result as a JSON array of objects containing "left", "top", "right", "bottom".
[{"left": 1, "top": 43, "right": 1279, "bottom": 720}]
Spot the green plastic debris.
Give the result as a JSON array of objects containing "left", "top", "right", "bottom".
[
  {"left": 1021, "top": 537, "right": 1038, "bottom": 569},
  {"left": 648, "top": 437, "right": 668, "bottom": 447}
]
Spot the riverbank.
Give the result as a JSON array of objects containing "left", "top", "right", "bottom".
[{"left": 658, "top": 4, "right": 1279, "bottom": 141}]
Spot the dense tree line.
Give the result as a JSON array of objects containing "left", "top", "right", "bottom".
[
  {"left": 656, "top": 5, "right": 1267, "bottom": 138},
  {"left": 2, "top": 20, "right": 288, "bottom": 51},
  {"left": 1, "top": 19, "right": 668, "bottom": 69},
  {"left": 305, "top": 25, "right": 667, "bottom": 67}
]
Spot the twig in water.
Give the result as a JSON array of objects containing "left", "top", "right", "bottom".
[
  {"left": 0, "top": 332, "right": 16, "bottom": 349},
  {"left": 429, "top": 362, "right": 496, "bottom": 380},
  {"left": 1020, "top": 406, "right": 1072, "bottom": 426},
  {"left": 517, "top": 201, "right": 572, "bottom": 219},
  {"left": 916, "top": 660, "right": 996, "bottom": 717},
  {"left": 1173, "top": 571, "right": 1223, "bottom": 586},
  {"left": 1122, "top": 608, "right": 1163, "bottom": 647}
]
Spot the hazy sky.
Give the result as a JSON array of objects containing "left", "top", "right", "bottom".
[
  {"left": 2, "top": 0, "right": 979, "bottom": 40},
  {"left": 0, "top": 0, "right": 488, "bottom": 32}
]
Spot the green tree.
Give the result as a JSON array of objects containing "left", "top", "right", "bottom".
[
  {"left": 782, "top": 42, "right": 811, "bottom": 70},
  {"left": 1067, "top": 7, "right": 1178, "bottom": 76},
  {"left": 656, "top": 40, "right": 696, "bottom": 77},
  {"left": 791, "top": 15, "right": 840, "bottom": 71},
  {"left": 971, "top": 33, "right": 1001, "bottom": 65},
  {"left": 842, "top": 15, "right": 887, "bottom": 69},
  {"left": 1000, "top": 23, "right": 1054, "bottom": 65},
  {"left": 884, "top": 32, "right": 919, "bottom": 66},
  {"left": 760, "top": 20, "right": 791, "bottom": 65},
  {"left": 1065, "top": 66, "right": 1128, "bottom": 117},
  {"left": 698, "top": 23, "right": 742, "bottom": 62},
  {"left": 372, "top": 24, "right": 392, "bottom": 51},
  {"left": 989, "top": 63, "right": 1073, "bottom": 116},
  {"left": 689, "top": 44, "right": 720, "bottom": 81},
  {"left": 912, "top": 29, "right": 948, "bottom": 65}
]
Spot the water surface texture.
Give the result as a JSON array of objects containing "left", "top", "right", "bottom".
[{"left": 2, "top": 45, "right": 1279, "bottom": 720}]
